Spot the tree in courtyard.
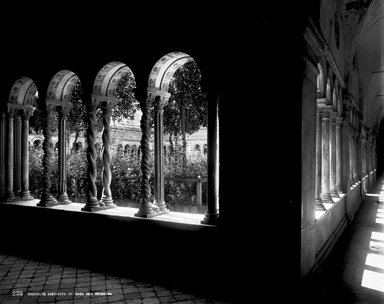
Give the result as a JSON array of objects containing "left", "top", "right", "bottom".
[{"left": 163, "top": 61, "right": 207, "bottom": 169}]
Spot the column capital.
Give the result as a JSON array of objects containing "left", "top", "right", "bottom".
[{"left": 21, "top": 107, "right": 34, "bottom": 120}]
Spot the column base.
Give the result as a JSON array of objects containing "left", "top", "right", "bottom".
[
  {"left": 57, "top": 193, "right": 71, "bottom": 205},
  {"left": 315, "top": 199, "right": 326, "bottom": 211},
  {"left": 320, "top": 193, "right": 333, "bottom": 203},
  {"left": 37, "top": 196, "right": 58, "bottom": 207},
  {"left": 100, "top": 197, "right": 115, "bottom": 207},
  {"left": 21, "top": 190, "right": 34, "bottom": 201},
  {"left": 81, "top": 204, "right": 117, "bottom": 212},
  {"left": 330, "top": 190, "right": 339, "bottom": 198},
  {"left": 153, "top": 199, "right": 170, "bottom": 214},
  {"left": 134, "top": 202, "right": 166, "bottom": 218},
  {"left": 6, "top": 192, "right": 15, "bottom": 202},
  {"left": 201, "top": 212, "right": 219, "bottom": 225}
]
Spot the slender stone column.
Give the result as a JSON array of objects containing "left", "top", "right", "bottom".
[
  {"left": 37, "top": 104, "right": 57, "bottom": 207},
  {"left": 100, "top": 104, "right": 116, "bottom": 208},
  {"left": 353, "top": 132, "right": 358, "bottom": 183},
  {"left": 135, "top": 98, "right": 160, "bottom": 218},
  {"left": 153, "top": 97, "right": 169, "bottom": 213},
  {"left": 6, "top": 109, "right": 15, "bottom": 201},
  {"left": 320, "top": 110, "right": 333, "bottom": 203},
  {"left": 348, "top": 130, "right": 354, "bottom": 187},
  {"left": 335, "top": 116, "right": 344, "bottom": 194},
  {"left": 202, "top": 96, "right": 220, "bottom": 224},
  {"left": 0, "top": 112, "right": 5, "bottom": 200},
  {"left": 82, "top": 101, "right": 100, "bottom": 211},
  {"left": 14, "top": 113, "right": 22, "bottom": 198},
  {"left": 329, "top": 112, "right": 338, "bottom": 197},
  {"left": 20, "top": 109, "right": 33, "bottom": 200},
  {"left": 315, "top": 108, "right": 325, "bottom": 210},
  {"left": 57, "top": 107, "right": 70, "bottom": 204}
]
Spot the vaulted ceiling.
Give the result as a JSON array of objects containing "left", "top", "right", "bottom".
[{"left": 352, "top": 0, "right": 384, "bottom": 130}]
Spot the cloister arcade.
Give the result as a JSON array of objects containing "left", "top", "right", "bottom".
[{"left": 0, "top": 51, "right": 218, "bottom": 224}]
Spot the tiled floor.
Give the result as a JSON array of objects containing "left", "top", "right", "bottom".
[
  {"left": 0, "top": 254, "right": 230, "bottom": 304},
  {"left": 303, "top": 177, "right": 384, "bottom": 304}
]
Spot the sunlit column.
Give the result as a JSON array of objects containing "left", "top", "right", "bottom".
[
  {"left": 0, "top": 112, "right": 5, "bottom": 200},
  {"left": 202, "top": 96, "right": 220, "bottom": 224},
  {"left": 6, "top": 108, "right": 15, "bottom": 201},
  {"left": 329, "top": 112, "right": 338, "bottom": 197},
  {"left": 153, "top": 97, "right": 169, "bottom": 214},
  {"left": 100, "top": 103, "right": 116, "bottom": 208},
  {"left": 57, "top": 107, "right": 70, "bottom": 204},
  {"left": 13, "top": 112, "right": 22, "bottom": 198},
  {"left": 315, "top": 108, "right": 325, "bottom": 210},
  {"left": 37, "top": 104, "right": 57, "bottom": 207},
  {"left": 20, "top": 109, "right": 33, "bottom": 200},
  {"left": 335, "top": 116, "right": 343, "bottom": 194}
]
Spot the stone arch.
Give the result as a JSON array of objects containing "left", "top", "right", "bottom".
[
  {"left": 124, "top": 144, "right": 130, "bottom": 156},
  {"left": 148, "top": 51, "right": 194, "bottom": 97},
  {"left": 81, "top": 61, "right": 136, "bottom": 211},
  {"left": 92, "top": 61, "right": 135, "bottom": 102},
  {"left": 38, "top": 70, "right": 80, "bottom": 206},
  {"left": 46, "top": 70, "right": 80, "bottom": 104},
  {"left": 5, "top": 77, "right": 38, "bottom": 200},
  {"left": 9, "top": 77, "right": 38, "bottom": 107}
]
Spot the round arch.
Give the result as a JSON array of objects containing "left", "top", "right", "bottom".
[
  {"left": 148, "top": 51, "right": 194, "bottom": 97},
  {"left": 92, "top": 61, "right": 135, "bottom": 103},
  {"left": 46, "top": 70, "right": 79, "bottom": 104},
  {"left": 9, "top": 77, "right": 38, "bottom": 107}
]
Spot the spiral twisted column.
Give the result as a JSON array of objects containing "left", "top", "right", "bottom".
[
  {"left": 100, "top": 104, "right": 116, "bottom": 207},
  {"left": 135, "top": 99, "right": 159, "bottom": 218},
  {"left": 37, "top": 105, "right": 57, "bottom": 207},
  {"left": 6, "top": 108, "right": 15, "bottom": 201},
  {"left": 57, "top": 107, "right": 71, "bottom": 204},
  {"left": 82, "top": 101, "right": 100, "bottom": 211},
  {"left": 153, "top": 97, "right": 169, "bottom": 213},
  {"left": 20, "top": 109, "right": 33, "bottom": 200}
]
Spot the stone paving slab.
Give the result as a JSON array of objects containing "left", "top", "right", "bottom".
[{"left": 0, "top": 253, "right": 232, "bottom": 304}]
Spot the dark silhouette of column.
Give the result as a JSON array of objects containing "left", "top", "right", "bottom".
[
  {"left": 14, "top": 113, "right": 22, "bottom": 198},
  {"left": 82, "top": 101, "right": 99, "bottom": 211},
  {"left": 20, "top": 109, "right": 33, "bottom": 200},
  {"left": 153, "top": 97, "right": 169, "bottom": 214},
  {"left": 100, "top": 103, "right": 116, "bottom": 208},
  {"left": 57, "top": 107, "right": 70, "bottom": 204},
  {"left": 37, "top": 104, "right": 57, "bottom": 207},
  {"left": 315, "top": 108, "right": 325, "bottom": 210},
  {"left": 0, "top": 112, "right": 5, "bottom": 200},
  {"left": 202, "top": 97, "right": 219, "bottom": 224},
  {"left": 6, "top": 109, "right": 15, "bottom": 201}
]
